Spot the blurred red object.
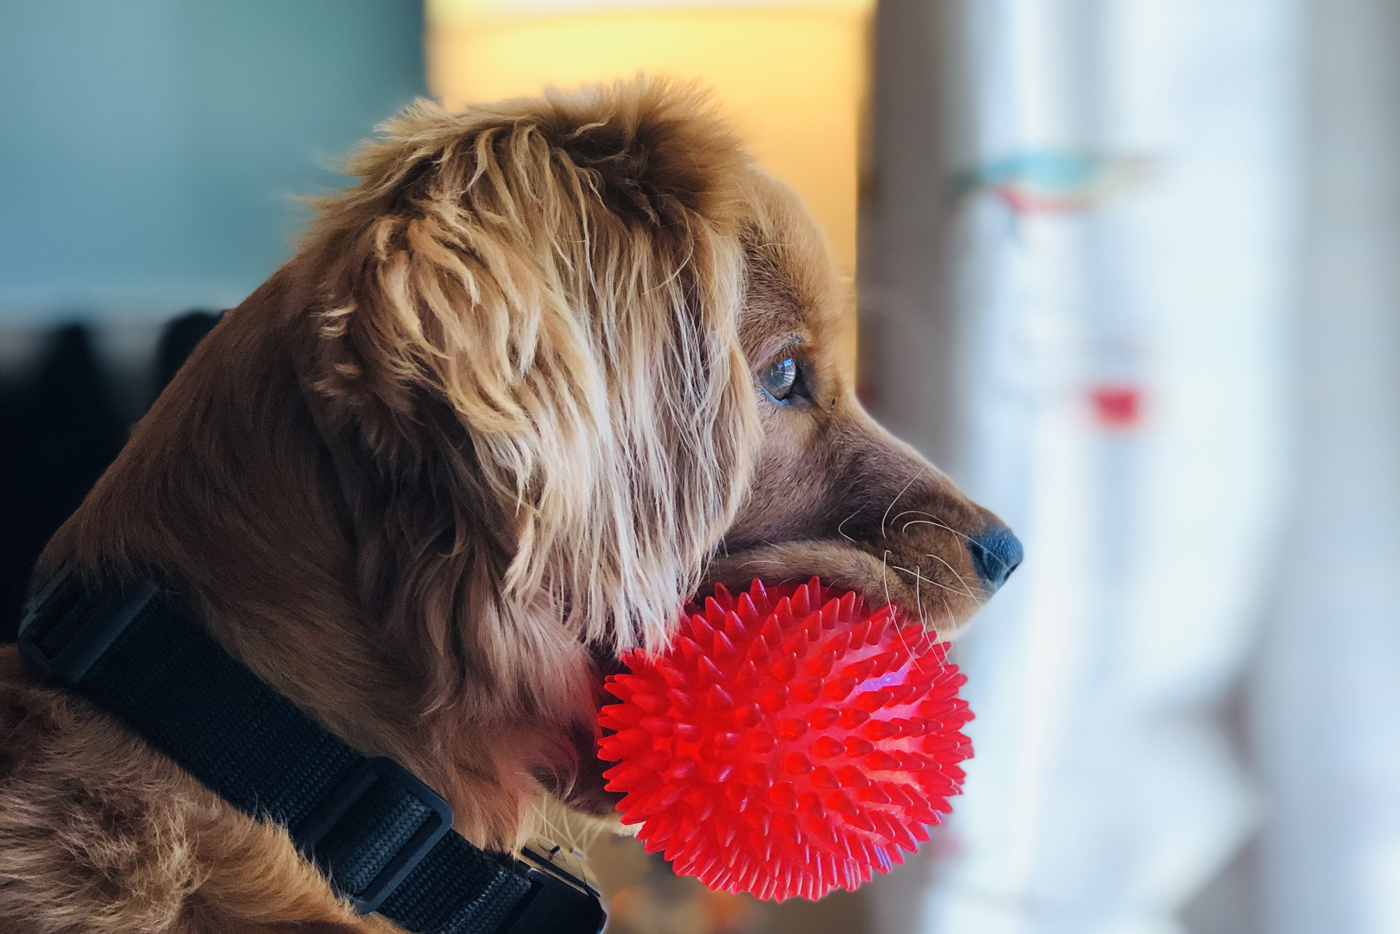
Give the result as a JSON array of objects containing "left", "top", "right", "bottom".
[{"left": 1089, "top": 383, "right": 1143, "bottom": 428}]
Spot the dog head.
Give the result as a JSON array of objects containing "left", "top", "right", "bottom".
[
  {"left": 291, "top": 79, "right": 1017, "bottom": 826},
  {"left": 705, "top": 173, "right": 1022, "bottom": 634}
]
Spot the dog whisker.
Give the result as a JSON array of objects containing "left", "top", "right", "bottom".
[
  {"left": 837, "top": 507, "right": 864, "bottom": 544},
  {"left": 889, "top": 562, "right": 973, "bottom": 603},
  {"left": 883, "top": 551, "right": 911, "bottom": 655},
  {"left": 881, "top": 474, "right": 922, "bottom": 541},
  {"left": 921, "top": 552, "right": 980, "bottom": 600},
  {"left": 905, "top": 515, "right": 1017, "bottom": 576},
  {"left": 894, "top": 512, "right": 976, "bottom": 546},
  {"left": 881, "top": 548, "right": 895, "bottom": 611},
  {"left": 914, "top": 563, "right": 927, "bottom": 630}
]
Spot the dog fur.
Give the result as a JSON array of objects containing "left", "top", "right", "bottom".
[{"left": 0, "top": 79, "right": 1011, "bottom": 933}]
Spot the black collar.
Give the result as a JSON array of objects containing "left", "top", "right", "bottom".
[{"left": 17, "top": 568, "right": 605, "bottom": 934}]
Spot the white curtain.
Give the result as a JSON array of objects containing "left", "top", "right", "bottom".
[
  {"left": 1255, "top": 1, "right": 1400, "bottom": 932},
  {"left": 862, "top": 1, "right": 1304, "bottom": 931}
]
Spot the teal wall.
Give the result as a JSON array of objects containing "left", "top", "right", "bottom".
[{"left": 0, "top": 0, "right": 426, "bottom": 323}]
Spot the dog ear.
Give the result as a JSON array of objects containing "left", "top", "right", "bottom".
[{"left": 300, "top": 80, "right": 761, "bottom": 682}]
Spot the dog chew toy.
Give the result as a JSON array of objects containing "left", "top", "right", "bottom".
[{"left": 597, "top": 578, "right": 973, "bottom": 902}]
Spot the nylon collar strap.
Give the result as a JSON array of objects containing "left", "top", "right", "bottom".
[{"left": 17, "top": 569, "right": 605, "bottom": 934}]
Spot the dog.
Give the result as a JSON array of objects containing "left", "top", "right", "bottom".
[{"left": 0, "top": 79, "right": 1020, "bottom": 933}]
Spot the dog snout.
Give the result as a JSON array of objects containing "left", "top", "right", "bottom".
[{"left": 967, "top": 522, "right": 1023, "bottom": 593}]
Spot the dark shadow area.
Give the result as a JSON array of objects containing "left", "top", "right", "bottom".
[{"left": 0, "top": 312, "right": 219, "bottom": 641}]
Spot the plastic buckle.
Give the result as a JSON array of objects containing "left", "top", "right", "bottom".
[
  {"left": 503, "top": 845, "right": 606, "bottom": 934},
  {"left": 17, "top": 568, "right": 159, "bottom": 685},
  {"left": 298, "top": 757, "right": 454, "bottom": 915}
]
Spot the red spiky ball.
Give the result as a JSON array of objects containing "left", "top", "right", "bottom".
[{"left": 597, "top": 578, "right": 973, "bottom": 902}]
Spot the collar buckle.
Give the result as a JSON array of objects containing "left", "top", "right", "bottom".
[
  {"left": 297, "top": 756, "right": 455, "bottom": 915},
  {"left": 18, "top": 568, "right": 158, "bottom": 685}
]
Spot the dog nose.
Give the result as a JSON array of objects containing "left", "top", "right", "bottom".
[{"left": 968, "top": 523, "right": 1023, "bottom": 593}]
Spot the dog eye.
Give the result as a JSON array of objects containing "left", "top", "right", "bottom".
[{"left": 760, "top": 357, "right": 800, "bottom": 403}]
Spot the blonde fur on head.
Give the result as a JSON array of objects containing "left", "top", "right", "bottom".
[{"left": 300, "top": 79, "right": 763, "bottom": 712}]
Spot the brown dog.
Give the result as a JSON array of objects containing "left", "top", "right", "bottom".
[{"left": 0, "top": 80, "right": 1018, "bottom": 933}]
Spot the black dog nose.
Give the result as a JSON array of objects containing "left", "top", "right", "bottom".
[{"left": 968, "top": 524, "right": 1023, "bottom": 593}]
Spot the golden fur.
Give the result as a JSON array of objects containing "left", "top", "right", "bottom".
[{"left": 0, "top": 79, "right": 1010, "bottom": 932}]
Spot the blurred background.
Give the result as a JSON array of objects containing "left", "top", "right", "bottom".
[{"left": 2, "top": 1, "right": 1397, "bottom": 933}]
